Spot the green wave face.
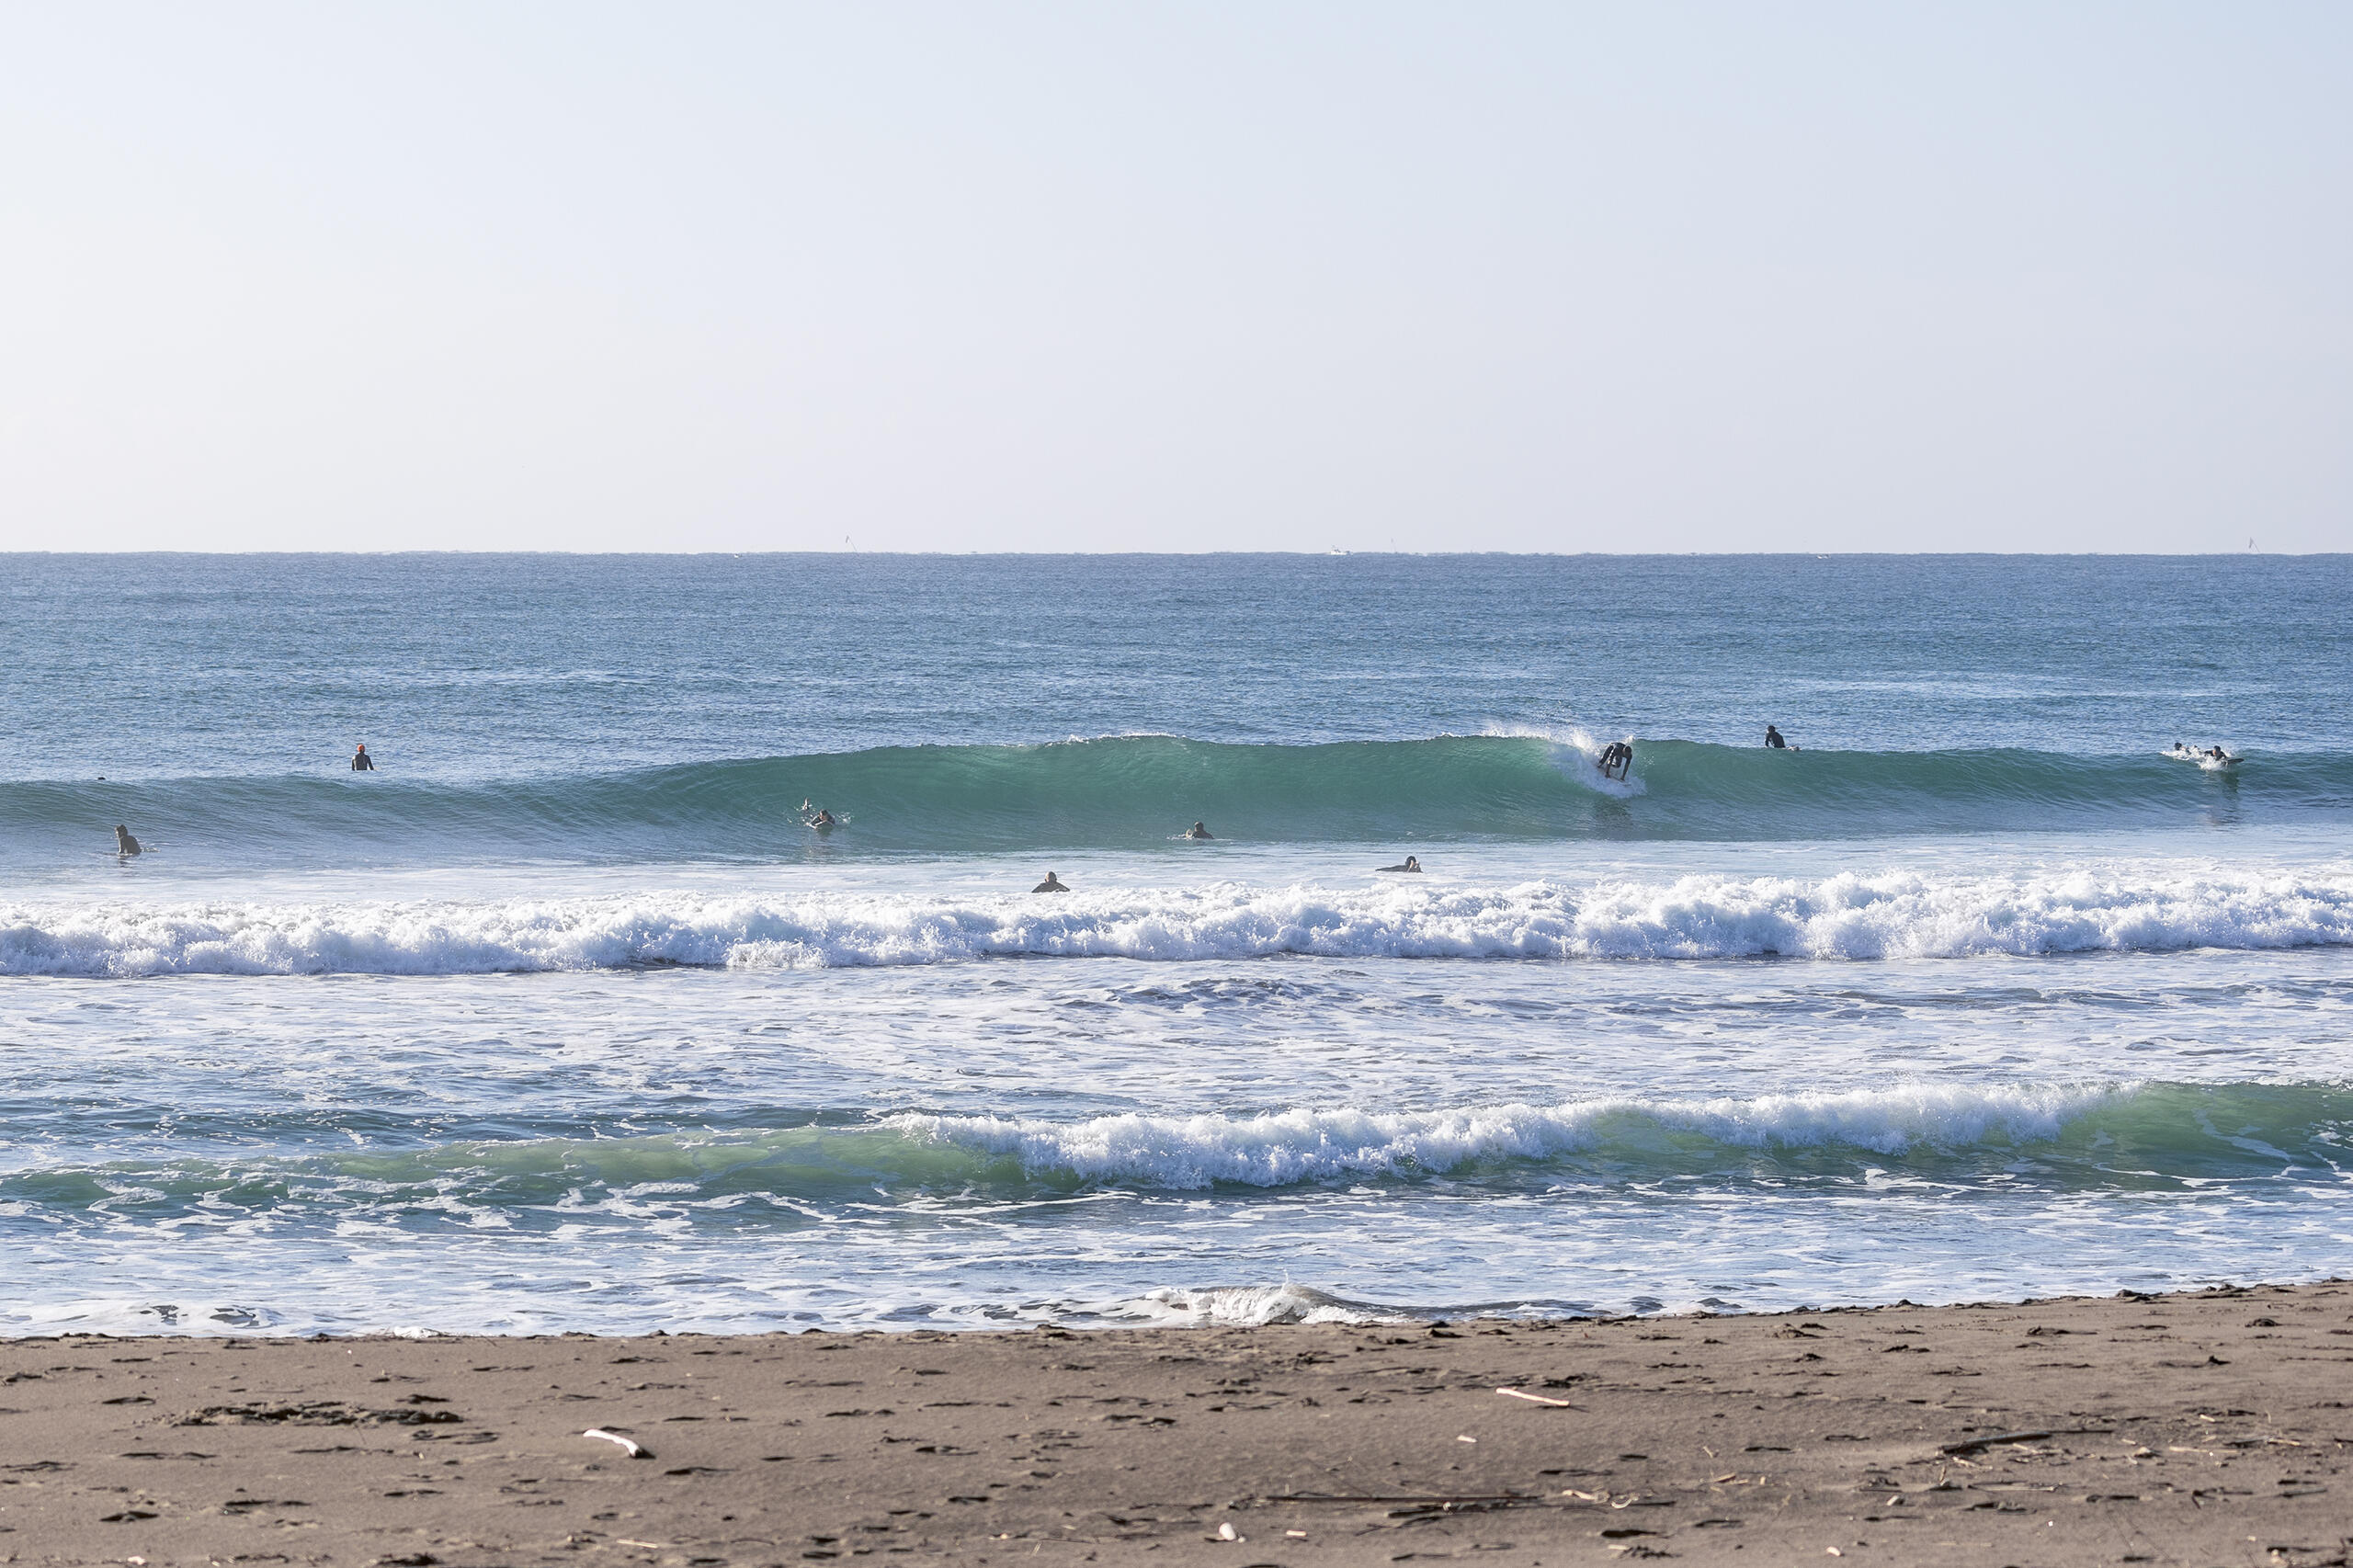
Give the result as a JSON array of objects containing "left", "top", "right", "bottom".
[
  {"left": 9, "top": 1082, "right": 2349, "bottom": 1224},
  {"left": 8, "top": 735, "right": 2350, "bottom": 865}
]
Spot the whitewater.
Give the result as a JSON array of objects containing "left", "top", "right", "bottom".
[
  {"left": 3, "top": 551, "right": 2351, "bottom": 1336},
  {"left": 12, "top": 863, "right": 2353, "bottom": 975}
]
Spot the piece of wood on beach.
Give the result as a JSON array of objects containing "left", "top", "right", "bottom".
[
  {"left": 581, "top": 1426, "right": 654, "bottom": 1459},
  {"left": 1937, "top": 1426, "right": 2111, "bottom": 1456}
]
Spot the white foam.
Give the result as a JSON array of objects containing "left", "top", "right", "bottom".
[
  {"left": 1481, "top": 722, "right": 1647, "bottom": 799},
  {"left": 5, "top": 867, "right": 2350, "bottom": 976},
  {"left": 889, "top": 1083, "right": 2121, "bottom": 1187},
  {"left": 1125, "top": 1283, "right": 1406, "bottom": 1326}
]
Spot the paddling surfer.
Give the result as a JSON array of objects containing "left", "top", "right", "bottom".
[
  {"left": 1376, "top": 855, "right": 1422, "bottom": 873},
  {"left": 1183, "top": 821, "right": 1214, "bottom": 840},
  {"left": 1033, "top": 871, "right": 1070, "bottom": 893}
]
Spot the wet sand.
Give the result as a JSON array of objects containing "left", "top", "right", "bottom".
[{"left": 2, "top": 1281, "right": 2349, "bottom": 1566}]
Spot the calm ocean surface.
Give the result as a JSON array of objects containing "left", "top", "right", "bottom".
[{"left": 2, "top": 552, "right": 2349, "bottom": 1335}]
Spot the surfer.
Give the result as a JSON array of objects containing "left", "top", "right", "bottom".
[
  {"left": 1764, "top": 725, "right": 1788, "bottom": 750},
  {"left": 1377, "top": 855, "right": 1422, "bottom": 873},
  {"left": 1183, "top": 821, "right": 1214, "bottom": 840},
  {"left": 1598, "top": 740, "right": 1633, "bottom": 780},
  {"left": 802, "top": 802, "right": 838, "bottom": 829},
  {"left": 114, "top": 825, "right": 142, "bottom": 857},
  {"left": 1032, "top": 870, "right": 1070, "bottom": 893},
  {"left": 351, "top": 742, "right": 375, "bottom": 771}
]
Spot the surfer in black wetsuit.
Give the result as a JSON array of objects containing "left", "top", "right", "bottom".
[
  {"left": 1184, "top": 821, "right": 1213, "bottom": 839},
  {"left": 1376, "top": 855, "right": 1422, "bottom": 873},
  {"left": 114, "top": 825, "right": 142, "bottom": 856},
  {"left": 1033, "top": 871, "right": 1070, "bottom": 893},
  {"left": 351, "top": 742, "right": 375, "bottom": 771},
  {"left": 1597, "top": 741, "right": 1633, "bottom": 780},
  {"left": 1764, "top": 725, "right": 1787, "bottom": 750}
]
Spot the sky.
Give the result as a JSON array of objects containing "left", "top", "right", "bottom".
[{"left": 2, "top": 2, "right": 2347, "bottom": 554}]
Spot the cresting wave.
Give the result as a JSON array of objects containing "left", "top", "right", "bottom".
[
  {"left": 7, "top": 734, "right": 2350, "bottom": 867},
  {"left": 6, "top": 1084, "right": 2347, "bottom": 1217},
  {"left": 7, "top": 866, "right": 2353, "bottom": 976},
  {"left": 887, "top": 1083, "right": 2122, "bottom": 1187}
]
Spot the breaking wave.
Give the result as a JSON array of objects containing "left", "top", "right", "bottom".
[
  {"left": 6, "top": 1083, "right": 2347, "bottom": 1219},
  {"left": 7, "top": 865, "right": 2352, "bottom": 976},
  {"left": 886, "top": 1083, "right": 2119, "bottom": 1187},
  {"left": 7, "top": 733, "right": 2348, "bottom": 869}
]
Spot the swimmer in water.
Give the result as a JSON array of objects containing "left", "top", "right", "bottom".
[
  {"left": 351, "top": 742, "right": 375, "bottom": 771},
  {"left": 114, "top": 825, "right": 142, "bottom": 856},
  {"left": 1183, "top": 821, "right": 1213, "bottom": 839},
  {"left": 1376, "top": 855, "right": 1422, "bottom": 873},
  {"left": 1033, "top": 870, "right": 1070, "bottom": 893}
]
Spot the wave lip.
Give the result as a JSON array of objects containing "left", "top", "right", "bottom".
[{"left": 7, "top": 866, "right": 2353, "bottom": 976}]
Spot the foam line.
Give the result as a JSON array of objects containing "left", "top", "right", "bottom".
[{"left": 6, "top": 867, "right": 2352, "bottom": 976}]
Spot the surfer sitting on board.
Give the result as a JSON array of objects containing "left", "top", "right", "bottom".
[
  {"left": 1764, "top": 724, "right": 1798, "bottom": 752},
  {"left": 1033, "top": 871, "right": 1070, "bottom": 893},
  {"left": 1183, "top": 821, "right": 1213, "bottom": 839},
  {"left": 351, "top": 742, "right": 374, "bottom": 771},
  {"left": 1377, "top": 855, "right": 1422, "bottom": 873},
  {"left": 114, "top": 825, "right": 142, "bottom": 857}
]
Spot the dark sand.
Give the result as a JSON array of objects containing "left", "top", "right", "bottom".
[{"left": 4, "top": 1282, "right": 2351, "bottom": 1566}]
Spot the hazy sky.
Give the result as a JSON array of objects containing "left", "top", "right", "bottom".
[{"left": 3, "top": 3, "right": 2347, "bottom": 553}]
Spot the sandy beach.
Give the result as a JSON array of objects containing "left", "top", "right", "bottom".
[{"left": 1, "top": 1282, "right": 2347, "bottom": 1567}]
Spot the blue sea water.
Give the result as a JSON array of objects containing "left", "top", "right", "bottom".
[{"left": 1, "top": 552, "right": 2349, "bottom": 1334}]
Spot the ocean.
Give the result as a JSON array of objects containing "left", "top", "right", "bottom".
[{"left": 2, "top": 551, "right": 2349, "bottom": 1335}]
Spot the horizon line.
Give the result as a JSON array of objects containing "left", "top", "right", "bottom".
[{"left": 3, "top": 548, "right": 2337, "bottom": 560}]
